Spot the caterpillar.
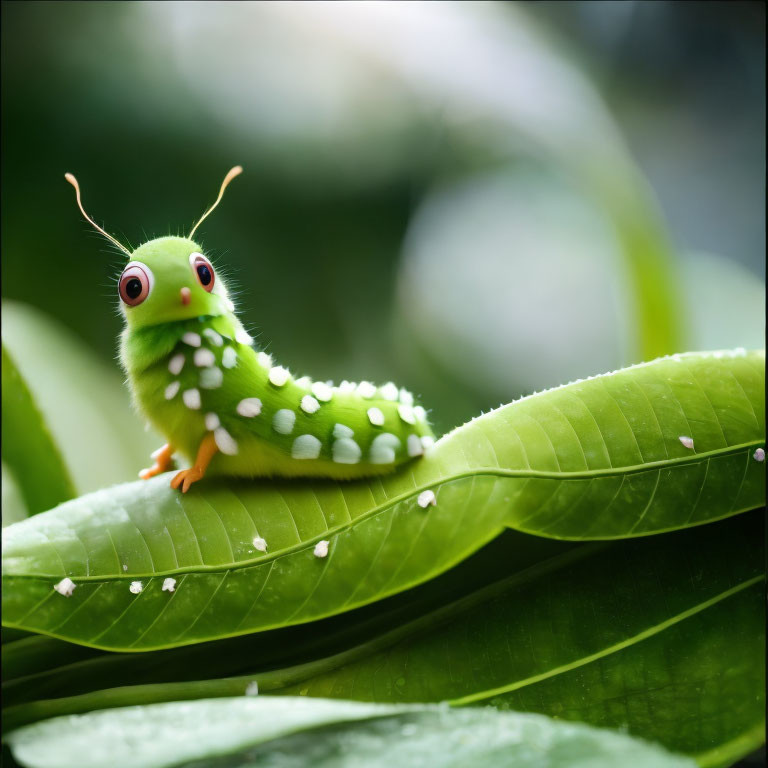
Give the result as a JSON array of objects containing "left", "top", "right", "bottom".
[{"left": 65, "top": 167, "right": 435, "bottom": 492}]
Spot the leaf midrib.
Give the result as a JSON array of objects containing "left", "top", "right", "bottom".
[{"left": 2, "top": 441, "right": 761, "bottom": 583}]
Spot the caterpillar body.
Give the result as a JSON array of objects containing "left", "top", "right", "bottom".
[{"left": 66, "top": 167, "right": 435, "bottom": 492}]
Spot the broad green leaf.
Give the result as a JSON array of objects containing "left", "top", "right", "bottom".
[
  {"left": 4, "top": 513, "right": 763, "bottom": 766},
  {"left": 5, "top": 697, "right": 695, "bottom": 768},
  {"left": 1, "top": 301, "right": 159, "bottom": 494},
  {"left": 1, "top": 532, "right": 572, "bottom": 708},
  {"left": 266, "top": 512, "right": 764, "bottom": 766},
  {"left": 1, "top": 347, "right": 76, "bottom": 516},
  {"left": 2, "top": 350, "right": 764, "bottom": 651}
]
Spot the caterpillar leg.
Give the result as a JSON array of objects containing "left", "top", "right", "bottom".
[
  {"left": 171, "top": 433, "right": 218, "bottom": 493},
  {"left": 139, "top": 443, "right": 175, "bottom": 480}
]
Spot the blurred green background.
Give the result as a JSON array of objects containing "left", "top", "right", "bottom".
[{"left": 2, "top": 0, "right": 764, "bottom": 456}]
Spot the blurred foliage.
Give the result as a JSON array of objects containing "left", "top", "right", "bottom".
[{"left": 1, "top": 1, "right": 764, "bottom": 439}]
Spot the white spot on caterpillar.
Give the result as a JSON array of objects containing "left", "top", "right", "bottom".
[
  {"left": 414, "top": 406, "right": 427, "bottom": 422},
  {"left": 292, "top": 434, "right": 322, "bottom": 459},
  {"left": 399, "top": 389, "right": 414, "bottom": 406},
  {"left": 225, "top": 298, "right": 235, "bottom": 312},
  {"left": 200, "top": 367, "right": 223, "bottom": 389},
  {"left": 679, "top": 436, "right": 695, "bottom": 450},
  {"left": 237, "top": 398, "right": 262, "bottom": 417},
  {"left": 182, "top": 332, "right": 201, "bottom": 347},
  {"left": 273, "top": 409, "right": 296, "bottom": 434},
  {"left": 222, "top": 346, "right": 238, "bottom": 369},
  {"left": 269, "top": 366, "right": 290, "bottom": 386},
  {"left": 205, "top": 412, "right": 220, "bottom": 431},
  {"left": 314, "top": 540, "right": 329, "bottom": 558},
  {"left": 421, "top": 436, "right": 435, "bottom": 452},
  {"left": 333, "top": 437, "right": 362, "bottom": 464},
  {"left": 754, "top": 448, "right": 765, "bottom": 462},
  {"left": 295, "top": 375, "right": 312, "bottom": 389},
  {"left": 333, "top": 423, "right": 354, "bottom": 439},
  {"left": 236, "top": 328, "right": 253, "bottom": 345},
  {"left": 301, "top": 395, "right": 320, "bottom": 414},
  {"left": 339, "top": 380, "right": 356, "bottom": 393},
  {"left": 380, "top": 382, "right": 399, "bottom": 401},
  {"left": 54, "top": 577, "right": 76, "bottom": 597},
  {"left": 398, "top": 405, "right": 416, "bottom": 424},
  {"left": 168, "top": 353, "right": 185, "bottom": 375},
  {"left": 357, "top": 381, "right": 376, "bottom": 399},
  {"left": 202, "top": 328, "right": 224, "bottom": 347},
  {"left": 253, "top": 536, "right": 267, "bottom": 552},
  {"left": 162, "top": 578, "right": 176, "bottom": 593},
  {"left": 122, "top": 564, "right": 128, "bottom": 571},
  {"left": 245, "top": 681, "right": 259, "bottom": 696},
  {"left": 367, "top": 407, "right": 385, "bottom": 426},
  {"left": 418, "top": 490, "right": 437, "bottom": 508},
  {"left": 370, "top": 432, "right": 401, "bottom": 464},
  {"left": 311, "top": 381, "right": 333, "bottom": 402},
  {"left": 407, "top": 434, "right": 423, "bottom": 457},
  {"left": 194, "top": 348, "right": 216, "bottom": 367},
  {"left": 183, "top": 388, "right": 201, "bottom": 410},
  {"left": 129, "top": 581, "right": 143, "bottom": 594},
  {"left": 214, "top": 427, "right": 238, "bottom": 455},
  {"left": 165, "top": 381, "right": 180, "bottom": 400},
  {"left": 257, "top": 351, "right": 273, "bottom": 369}
]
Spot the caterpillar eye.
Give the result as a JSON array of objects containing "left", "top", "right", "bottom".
[
  {"left": 190, "top": 252, "right": 215, "bottom": 292},
  {"left": 119, "top": 262, "right": 153, "bottom": 306}
]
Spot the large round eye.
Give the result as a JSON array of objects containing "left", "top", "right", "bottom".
[
  {"left": 190, "top": 252, "right": 215, "bottom": 292},
  {"left": 118, "top": 262, "right": 153, "bottom": 306}
]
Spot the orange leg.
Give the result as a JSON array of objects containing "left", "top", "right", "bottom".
[
  {"left": 139, "top": 443, "right": 175, "bottom": 480},
  {"left": 170, "top": 433, "right": 218, "bottom": 493}
]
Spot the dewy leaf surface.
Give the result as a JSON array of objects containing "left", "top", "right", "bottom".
[
  {"left": 2, "top": 350, "right": 764, "bottom": 650},
  {"left": 6, "top": 514, "right": 759, "bottom": 765},
  {"left": 5, "top": 697, "right": 695, "bottom": 768},
  {"left": 1, "top": 347, "right": 76, "bottom": 516}
]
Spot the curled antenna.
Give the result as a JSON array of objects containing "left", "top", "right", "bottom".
[
  {"left": 64, "top": 173, "right": 132, "bottom": 257},
  {"left": 188, "top": 165, "right": 243, "bottom": 239}
]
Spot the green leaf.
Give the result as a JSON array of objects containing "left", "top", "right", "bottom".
[
  {"left": 265, "top": 511, "right": 764, "bottom": 767},
  {"left": 1, "top": 301, "right": 160, "bottom": 494},
  {"left": 4, "top": 513, "right": 763, "bottom": 766},
  {"left": 2, "top": 350, "right": 764, "bottom": 651},
  {"left": 1, "top": 347, "right": 76, "bottom": 516},
  {"left": 1, "top": 532, "right": 572, "bottom": 709},
  {"left": 2, "top": 463, "right": 29, "bottom": 528},
  {"left": 4, "top": 697, "right": 696, "bottom": 768}
]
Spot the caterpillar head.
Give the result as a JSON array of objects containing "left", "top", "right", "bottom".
[{"left": 65, "top": 166, "right": 241, "bottom": 329}]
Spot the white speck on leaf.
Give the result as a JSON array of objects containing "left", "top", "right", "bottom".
[
  {"left": 54, "top": 578, "right": 76, "bottom": 597},
  {"left": 314, "top": 540, "right": 329, "bottom": 558},
  {"left": 418, "top": 490, "right": 437, "bottom": 508}
]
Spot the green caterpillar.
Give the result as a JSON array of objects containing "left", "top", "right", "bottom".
[{"left": 65, "top": 167, "right": 435, "bottom": 492}]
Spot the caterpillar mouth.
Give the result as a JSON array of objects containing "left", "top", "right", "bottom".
[{"left": 180, "top": 287, "right": 191, "bottom": 306}]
